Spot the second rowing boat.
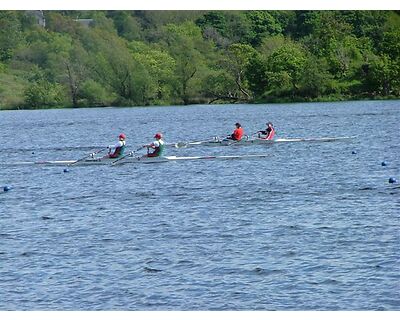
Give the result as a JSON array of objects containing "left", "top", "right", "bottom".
[{"left": 168, "top": 135, "right": 356, "bottom": 148}]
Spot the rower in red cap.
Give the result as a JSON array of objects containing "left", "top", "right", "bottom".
[
  {"left": 143, "top": 133, "right": 165, "bottom": 157},
  {"left": 108, "top": 133, "right": 127, "bottom": 158}
]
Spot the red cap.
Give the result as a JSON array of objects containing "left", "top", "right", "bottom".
[
  {"left": 154, "top": 133, "right": 162, "bottom": 139},
  {"left": 119, "top": 133, "right": 126, "bottom": 140}
]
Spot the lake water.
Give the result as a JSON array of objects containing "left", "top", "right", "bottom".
[{"left": 0, "top": 101, "right": 399, "bottom": 310}]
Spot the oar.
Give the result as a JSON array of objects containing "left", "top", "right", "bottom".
[
  {"left": 245, "top": 132, "right": 261, "bottom": 139},
  {"left": 173, "top": 136, "right": 221, "bottom": 148},
  {"left": 110, "top": 146, "right": 145, "bottom": 166},
  {"left": 176, "top": 139, "right": 212, "bottom": 148},
  {"left": 67, "top": 147, "right": 108, "bottom": 166}
]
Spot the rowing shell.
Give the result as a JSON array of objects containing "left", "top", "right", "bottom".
[
  {"left": 3, "top": 154, "right": 270, "bottom": 166},
  {"left": 168, "top": 135, "right": 356, "bottom": 148}
]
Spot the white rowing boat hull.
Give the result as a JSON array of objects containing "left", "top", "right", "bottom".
[
  {"left": 169, "top": 136, "right": 356, "bottom": 148},
  {"left": 4, "top": 154, "right": 270, "bottom": 166}
]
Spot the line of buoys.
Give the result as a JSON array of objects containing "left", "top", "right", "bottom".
[{"left": 380, "top": 161, "right": 396, "bottom": 184}]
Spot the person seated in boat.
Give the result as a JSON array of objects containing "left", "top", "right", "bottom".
[
  {"left": 226, "top": 122, "right": 244, "bottom": 141},
  {"left": 258, "top": 122, "right": 275, "bottom": 140},
  {"left": 108, "top": 133, "right": 126, "bottom": 158},
  {"left": 143, "top": 133, "right": 165, "bottom": 157}
]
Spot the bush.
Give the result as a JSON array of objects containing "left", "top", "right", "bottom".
[
  {"left": 24, "top": 80, "right": 64, "bottom": 108},
  {"left": 78, "top": 79, "right": 116, "bottom": 107}
]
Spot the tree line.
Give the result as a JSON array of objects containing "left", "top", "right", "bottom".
[{"left": 0, "top": 10, "right": 399, "bottom": 110}]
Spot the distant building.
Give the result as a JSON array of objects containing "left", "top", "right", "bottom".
[
  {"left": 74, "top": 19, "right": 94, "bottom": 27},
  {"left": 26, "top": 10, "right": 46, "bottom": 27}
]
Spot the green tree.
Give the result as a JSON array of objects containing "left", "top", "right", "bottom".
[
  {"left": 109, "top": 11, "right": 142, "bottom": 41},
  {"left": 246, "top": 53, "right": 268, "bottom": 99},
  {"left": 16, "top": 30, "right": 88, "bottom": 107},
  {"left": 196, "top": 12, "right": 255, "bottom": 47},
  {"left": 326, "top": 35, "right": 363, "bottom": 79},
  {"left": 0, "top": 11, "right": 24, "bottom": 62},
  {"left": 341, "top": 11, "right": 389, "bottom": 46},
  {"left": 298, "top": 57, "right": 336, "bottom": 99},
  {"left": 298, "top": 11, "right": 353, "bottom": 57},
  {"left": 246, "top": 35, "right": 287, "bottom": 99},
  {"left": 379, "top": 30, "right": 400, "bottom": 59},
  {"left": 162, "top": 22, "right": 208, "bottom": 104},
  {"left": 223, "top": 43, "right": 257, "bottom": 100},
  {"left": 361, "top": 54, "right": 400, "bottom": 96},
  {"left": 80, "top": 27, "right": 146, "bottom": 105},
  {"left": 129, "top": 41, "right": 176, "bottom": 104},
  {"left": 265, "top": 42, "right": 307, "bottom": 97},
  {"left": 200, "top": 69, "right": 238, "bottom": 103},
  {"left": 244, "top": 11, "right": 283, "bottom": 46}
]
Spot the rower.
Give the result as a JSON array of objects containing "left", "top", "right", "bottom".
[
  {"left": 144, "top": 133, "right": 165, "bottom": 157},
  {"left": 258, "top": 122, "right": 275, "bottom": 140},
  {"left": 227, "top": 122, "right": 244, "bottom": 141},
  {"left": 108, "top": 133, "right": 127, "bottom": 158}
]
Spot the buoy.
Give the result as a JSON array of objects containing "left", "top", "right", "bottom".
[
  {"left": 352, "top": 151, "right": 357, "bottom": 154},
  {"left": 63, "top": 168, "right": 69, "bottom": 173},
  {"left": 3, "top": 186, "right": 12, "bottom": 192},
  {"left": 388, "top": 177, "right": 397, "bottom": 184},
  {"left": 381, "top": 161, "right": 387, "bottom": 166}
]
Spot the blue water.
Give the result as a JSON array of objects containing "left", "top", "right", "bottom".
[{"left": 0, "top": 101, "right": 399, "bottom": 310}]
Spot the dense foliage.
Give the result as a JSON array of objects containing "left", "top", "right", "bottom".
[{"left": 0, "top": 10, "right": 399, "bottom": 109}]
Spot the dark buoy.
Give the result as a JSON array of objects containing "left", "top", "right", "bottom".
[
  {"left": 3, "top": 186, "right": 12, "bottom": 192},
  {"left": 352, "top": 151, "right": 357, "bottom": 154},
  {"left": 388, "top": 177, "right": 397, "bottom": 184},
  {"left": 381, "top": 161, "right": 387, "bottom": 166},
  {"left": 63, "top": 168, "right": 69, "bottom": 173}
]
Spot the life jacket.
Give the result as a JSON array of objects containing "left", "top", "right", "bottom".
[
  {"left": 110, "top": 141, "right": 126, "bottom": 158},
  {"left": 148, "top": 139, "right": 165, "bottom": 157},
  {"left": 265, "top": 127, "right": 275, "bottom": 140},
  {"left": 233, "top": 127, "right": 244, "bottom": 140}
]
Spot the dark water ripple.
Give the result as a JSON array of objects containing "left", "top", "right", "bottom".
[{"left": 0, "top": 100, "right": 399, "bottom": 310}]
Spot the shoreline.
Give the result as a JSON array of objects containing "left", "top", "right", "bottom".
[{"left": 1, "top": 96, "right": 399, "bottom": 111}]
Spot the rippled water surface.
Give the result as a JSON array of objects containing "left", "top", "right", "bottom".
[{"left": 0, "top": 101, "right": 399, "bottom": 310}]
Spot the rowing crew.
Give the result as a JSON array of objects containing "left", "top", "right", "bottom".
[
  {"left": 107, "top": 132, "right": 165, "bottom": 159},
  {"left": 226, "top": 122, "right": 275, "bottom": 141}
]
